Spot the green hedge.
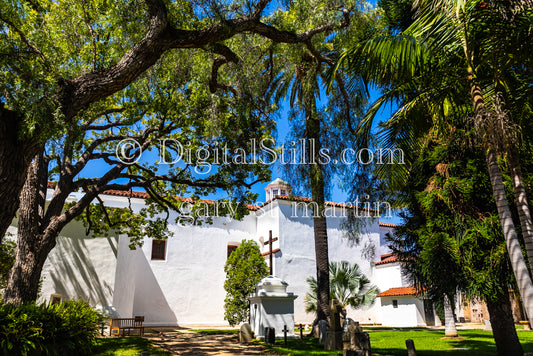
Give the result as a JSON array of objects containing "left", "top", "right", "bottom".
[{"left": 0, "top": 300, "right": 105, "bottom": 356}]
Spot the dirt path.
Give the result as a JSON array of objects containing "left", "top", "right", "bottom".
[{"left": 144, "top": 329, "right": 275, "bottom": 355}]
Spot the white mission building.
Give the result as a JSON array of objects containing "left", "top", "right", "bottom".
[{"left": 10, "top": 178, "right": 441, "bottom": 327}]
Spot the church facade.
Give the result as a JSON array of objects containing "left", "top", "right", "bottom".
[{"left": 10, "top": 178, "right": 440, "bottom": 327}]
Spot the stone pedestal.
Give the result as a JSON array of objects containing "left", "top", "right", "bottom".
[
  {"left": 342, "top": 321, "right": 371, "bottom": 356},
  {"left": 248, "top": 276, "right": 298, "bottom": 340}
]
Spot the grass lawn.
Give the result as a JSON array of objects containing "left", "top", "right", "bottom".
[
  {"left": 266, "top": 329, "right": 533, "bottom": 356},
  {"left": 93, "top": 337, "right": 169, "bottom": 355}
]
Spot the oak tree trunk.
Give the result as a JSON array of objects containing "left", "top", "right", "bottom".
[
  {"left": 2, "top": 154, "right": 54, "bottom": 304},
  {"left": 0, "top": 108, "right": 40, "bottom": 243},
  {"left": 486, "top": 292, "right": 524, "bottom": 356}
]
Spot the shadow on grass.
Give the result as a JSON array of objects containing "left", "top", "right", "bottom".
[
  {"left": 264, "top": 329, "right": 533, "bottom": 356},
  {"left": 93, "top": 337, "right": 169, "bottom": 356}
]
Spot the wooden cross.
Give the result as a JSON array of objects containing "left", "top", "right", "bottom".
[
  {"left": 282, "top": 324, "right": 289, "bottom": 347},
  {"left": 264, "top": 230, "right": 278, "bottom": 275}
]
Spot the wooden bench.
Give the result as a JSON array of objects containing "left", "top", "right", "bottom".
[{"left": 109, "top": 316, "right": 144, "bottom": 336}]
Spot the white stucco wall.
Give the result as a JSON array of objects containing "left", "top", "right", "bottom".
[
  {"left": 8, "top": 212, "right": 118, "bottom": 310},
  {"left": 26, "top": 189, "right": 392, "bottom": 327},
  {"left": 113, "top": 212, "right": 257, "bottom": 326},
  {"left": 374, "top": 263, "right": 405, "bottom": 292},
  {"left": 268, "top": 200, "right": 382, "bottom": 325},
  {"left": 39, "top": 231, "right": 118, "bottom": 309},
  {"left": 378, "top": 225, "right": 395, "bottom": 256},
  {"left": 380, "top": 296, "right": 422, "bottom": 327}
]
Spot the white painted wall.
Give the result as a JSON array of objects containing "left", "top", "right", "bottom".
[
  {"left": 8, "top": 215, "right": 119, "bottom": 312},
  {"left": 113, "top": 211, "right": 257, "bottom": 326},
  {"left": 380, "top": 296, "right": 422, "bottom": 327},
  {"left": 26, "top": 189, "right": 391, "bottom": 327},
  {"left": 269, "top": 200, "right": 382, "bottom": 325},
  {"left": 374, "top": 263, "right": 405, "bottom": 292},
  {"left": 378, "top": 225, "right": 394, "bottom": 256}
]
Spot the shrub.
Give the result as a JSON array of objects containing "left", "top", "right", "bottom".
[
  {"left": 0, "top": 300, "right": 104, "bottom": 355},
  {"left": 223, "top": 240, "right": 268, "bottom": 326},
  {"left": 0, "top": 240, "right": 16, "bottom": 292}
]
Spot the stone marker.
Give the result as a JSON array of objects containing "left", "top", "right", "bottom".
[
  {"left": 318, "top": 320, "right": 328, "bottom": 344},
  {"left": 484, "top": 319, "right": 492, "bottom": 332},
  {"left": 239, "top": 323, "right": 253, "bottom": 343},
  {"left": 265, "top": 327, "right": 276, "bottom": 345},
  {"left": 342, "top": 321, "right": 371, "bottom": 356},
  {"left": 343, "top": 318, "right": 354, "bottom": 332},
  {"left": 406, "top": 339, "right": 416, "bottom": 356}
]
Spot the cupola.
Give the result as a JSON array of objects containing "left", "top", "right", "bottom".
[{"left": 265, "top": 177, "right": 291, "bottom": 201}]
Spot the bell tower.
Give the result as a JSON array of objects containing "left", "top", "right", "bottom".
[{"left": 265, "top": 177, "right": 291, "bottom": 201}]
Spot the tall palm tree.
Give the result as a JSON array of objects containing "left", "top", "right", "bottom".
[
  {"left": 304, "top": 261, "right": 379, "bottom": 313},
  {"left": 263, "top": 1, "right": 374, "bottom": 327},
  {"left": 334, "top": 1, "right": 533, "bottom": 354}
]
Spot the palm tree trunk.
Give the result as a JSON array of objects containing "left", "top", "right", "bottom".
[
  {"left": 486, "top": 291, "right": 523, "bottom": 356},
  {"left": 305, "top": 92, "right": 330, "bottom": 326},
  {"left": 443, "top": 294, "right": 458, "bottom": 337},
  {"left": 486, "top": 148, "right": 533, "bottom": 327},
  {"left": 509, "top": 150, "right": 533, "bottom": 276},
  {"left": 469, "top": 81, "right": 533, "bottom": 327}
]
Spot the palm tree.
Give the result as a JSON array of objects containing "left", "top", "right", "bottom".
[
  {"left": 263, "top": 3, "right": 375, "bottom": 326},
  {"left": 304, "top": 261, "right": 379, "bottom": 314},
  {"left": 443, "top": 294, "right": 458, "bottom": 337},
  {"left": 334, "top": 1, "right": 533, "bottom": 353}
]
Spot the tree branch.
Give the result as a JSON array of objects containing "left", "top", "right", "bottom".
[{"left": 60, "top": 1, "right": 345, "bottom": 121}]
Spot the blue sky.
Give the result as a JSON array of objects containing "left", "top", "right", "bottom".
[{"left": 79, "top": 0, "right": 404, "bottom": 224}]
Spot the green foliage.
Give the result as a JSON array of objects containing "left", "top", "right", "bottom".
[
  {"left": 388, "top": 129, "right": 517, "bottom": 304},
  {"left": 0, "top": 239, "right": 15, "bottom": 291},
  {"left": 223, "top": 240, "right": 268, "bottom": 326},
  {"left": 304, "top": 261, "right": 378, "bottom": 313},
  {"left": 377, "top": 0, "right": 415, "bottom": 33},
  {"left": 0, "top": 300, "right": 105, "bottom": 356}
]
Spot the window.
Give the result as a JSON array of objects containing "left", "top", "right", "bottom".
[
  {"left": 273, "top": 189, "right": 278, "bottom": 196},
  {"left": 151, "top": 239, "right": 166, "bottom": 260},
  {"left": 227, "top": 245, "right": 239, "bottom": 258},
  {"left": 281, "top": 190, "right": 286, "bottom": 196},
  {"left": 392, "top": 300, "right": 398, "bottom": 308}
]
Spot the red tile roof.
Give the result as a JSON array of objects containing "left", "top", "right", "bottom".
[
  {"left": 379, "top": 222, "right": 400, "bottom": 228},
  {"left": 375, "top": 253, "right": 400, "bottom": 265},
  {"left": 46, "top": 182, "right": 376, "bottom": 213},
  {"left": 376, "top": 286, "right": 422, "bottom": 297}
]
